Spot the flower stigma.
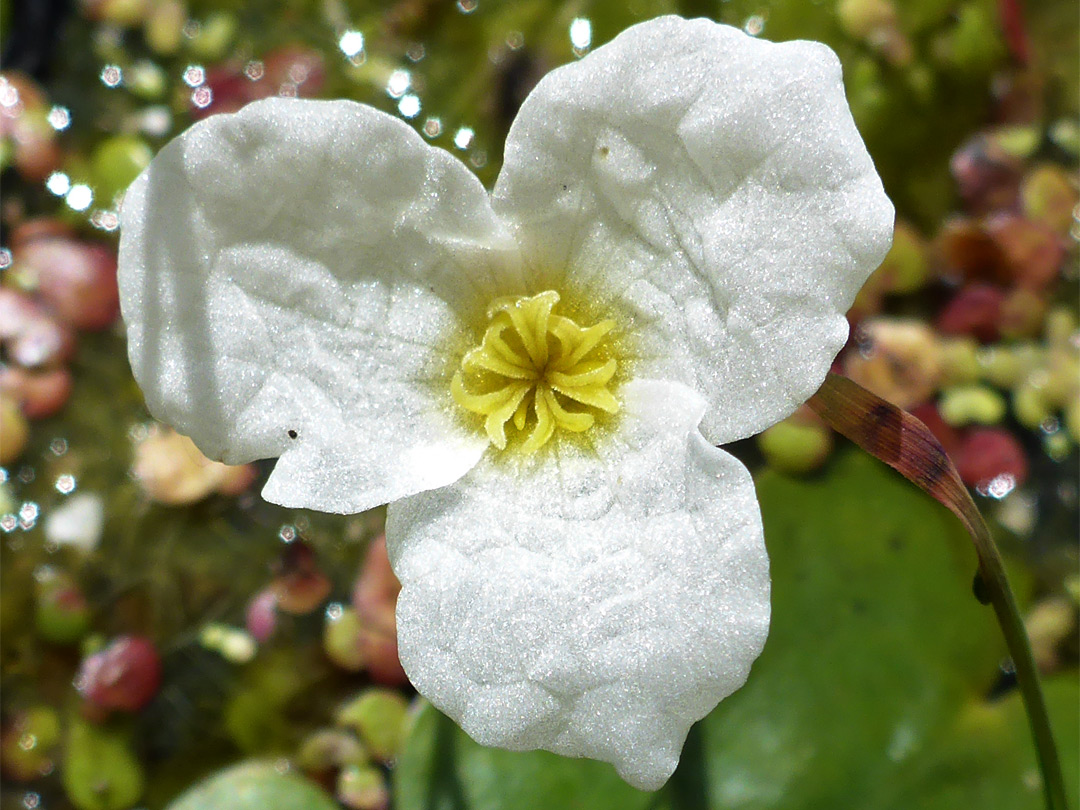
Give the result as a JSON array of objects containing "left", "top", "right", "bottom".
[{"left": 451, "top": 290, "right": 620, "bottom": 453}]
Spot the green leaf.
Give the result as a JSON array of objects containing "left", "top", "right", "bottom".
[
  {"left": 698, "top": 448, "right": 1003, "bottom": 807},
  {"left": 871, "top": 673, "right": 1079, "bottom": 810},
  {"left": 165, "top": 761, "right": 339, "bottom": 810},
  {"left": 395, "top": 704, "right": 657, "bottom": 810}
]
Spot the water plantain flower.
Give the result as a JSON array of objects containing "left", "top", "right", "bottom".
[{"left": 117, "top": 16, "right": 893, "bottom": 789}]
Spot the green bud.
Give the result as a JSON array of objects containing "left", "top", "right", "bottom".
[
  {"left": 977, "top": 344, "right": 1042, "bottom": 389},
  {"left": 125, "top": 60, "right": 167, "bottom": 100},
  {"left": 144, "top": 0, "right": 186, "bottom": 56},
  {"left": 988, "top": 125, "right": 1040, "bottom": 160},
  {"left": 297, "top": 729, "right": 367, "bottom": 774},
  {"left": 1044, "top": 307, "right": 1078, "bottom": 348},
  {"left": 336, "top": 689, "right": 409, "bottom": 762},
  {"left": 756, "top": 417, "right": 833, "bottom": 475},
  {"left": 1022, "top": 164, "right": 1079, "bottom": 235},
  {"left": 1013, "top": 384, "right": 1053, "bottom": 430},
  {"left": 323, "top": 606, "right": 364, "bottom": 672},
  {"left": 939, "top": 384, "right": 1007, "bottom": 426},
  {"left": 1049, "top": 119, "right": 1080, "bottom": 158},
  {"left": 878, "top": 221, "right": 930, "bottom": 294},
  {"left": 944, "top": 3, "right": 1004, "bottom": 76},
  {"left": 939, "top": 337, "right": 980, "bottom": 385},
  {"left": 63, "top": 718, "right": 145, "bottom": 810},
  {"left": 337, "top": 764, "right": 389, "bottom": 810},
  {"left": 34, "top": 569, "right": 91, "bottom": 644},
  {"left": 1043, "top": 430, "right": 1071, "bottom": 461},
  {"left": 90, "top": 135, "right": 153, "bottom": 208},
  {"left": 189, "top": 13, "right": 237, "bottom": 61}
]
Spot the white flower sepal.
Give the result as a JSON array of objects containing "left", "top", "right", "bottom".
[{"left": 117, "top": 15, "right": 893, "bottom": 790}]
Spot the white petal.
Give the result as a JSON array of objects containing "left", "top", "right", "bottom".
[
  {"left": 119, "top": 98, "right": 519, "bottom": 513},
  {"left": 493, "top": 16, "right": 893, "bottom": 443},
  {"left": 387, "top": 379, "right": 770, "bottom": 790}
]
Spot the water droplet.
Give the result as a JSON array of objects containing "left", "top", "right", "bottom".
[
  {"left": 977, "top": 473, "right": 1016, "bottom": 499},
  {"left": 55, "top": 474, "right": 76, "bottom": 494},
  {"left": 423, "top": 117, "right": 441, "bottom": 137},
  {"left": 47, "top": 105, "right": 70, "bottom": 130},
  {"left": 453, "top": 126, "right": 474, "bottom": 150},
  {"left": 18, "top": 501, "right": 39, "bottom": 529},
  {"left": 398, "top": 94, "right": 420, "bottom": 118},
  {"left": 45, "top": 171, "right": 70, "bottom": 196},
  {"left": 191, "top": 86, "right": 213, "bottom": 108},
  {"left": 66, "top": 184, "right": 93, "bottom": 212},
  {"left": 325, "top": 602, "right": 344, "bottom": 621},
  {"left": 100, "top": 65, "right": 122, "bottom": 87},
  {"left": 744, "top": 15, "right": 766, "bottom": 36},
  {"left": 90, "top": 210, "right": 120, "bottom": 231},
  {"left": 182, "top": 65, "right": 205, "bottom": 87},
  {"left": 338, "top": 30, "right": 364, "bottom": 58},
  {"left": 279, "top": 525, "right": 296, "bottom": 543},
  {"left": 456, "top": 0, "right": 477, "bottom": 13},
  {"left": 386, "top": 69, "right": 410, "bottom": 98},
  {"left": 569, "top": 18, "right": 592, "bottom": 54}
]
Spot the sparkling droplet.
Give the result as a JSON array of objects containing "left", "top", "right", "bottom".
[
  {"left": 569, "top": 17, "right": 592, "bottom": 54},
  {"left": 66, "top": 184, "right": 93, "bottom": 212},
  {"left": 744, "top": 15, "right": 766, "bottom": 36},
  {"left": 453, "top": 126, "right": 474, "bottom": 150},
  {"left": 47, "top": 105, "right": 70, "bottom": 130},
  {"left": 338, "top": 30, "right": 364, "bottom": 58},
  {"left": 386, "top": 69, "right": 410, "bottom": 98},
  {"left": 183, "top": 65, "right": 206, "bottom": 87},
  {"left": 46, "top": 171, "right": 70, "bottom": 195},
  {"left": 100, "top": 65, "right": 122, "bottom": 87},
  {"left": 398, "top": 94, "right": 420, "bottom": 118},
  {"left": 191, "top": 86, "right": 213, "bottom": 108}
]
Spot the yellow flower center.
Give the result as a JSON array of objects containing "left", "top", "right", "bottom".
[{"left": 452, "top": 290, "right": 620, "bottom": 453}]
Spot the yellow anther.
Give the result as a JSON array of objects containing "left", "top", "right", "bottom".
[{"left": 452, "top": 291, "right": 620, "bottom": 453}]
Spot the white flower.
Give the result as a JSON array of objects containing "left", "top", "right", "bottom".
[{"left": 117, "top": 16, "right": 892, "bottom": 789}]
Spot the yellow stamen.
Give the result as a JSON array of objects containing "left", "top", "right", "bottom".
[{"left": 452, "top": 291, "right": 620, "bottom": 453}]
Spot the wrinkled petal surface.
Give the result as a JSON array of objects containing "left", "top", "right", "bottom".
[
  {"left": 119, "top": 98, "right": 520, "bottom": 513},
  {"left": 387, "top": 379, "right": 770, "bottom": 790},
  {"left": 494, "top": 16, "right": 894, "bottom": 444}
]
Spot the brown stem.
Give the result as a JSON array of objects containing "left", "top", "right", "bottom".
[{"left": 807, "top": 372, "right": 1065, "bottom": 810}]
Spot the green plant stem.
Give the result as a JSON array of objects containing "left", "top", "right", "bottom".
[{"left": 807, "top": 372, "right": 1066, "bottom": 810}]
